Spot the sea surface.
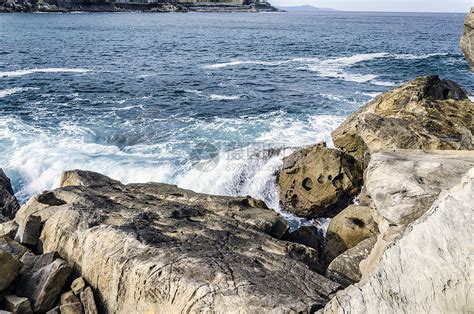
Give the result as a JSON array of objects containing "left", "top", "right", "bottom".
[{"left": 0, "top": 11, "right": 472, "bottom": 226}]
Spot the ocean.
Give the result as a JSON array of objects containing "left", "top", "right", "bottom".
[{"left": 0, "top": 11, "right": 472, "bottom": 225}]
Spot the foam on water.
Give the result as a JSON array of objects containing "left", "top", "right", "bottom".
[
  {"left": 0, "top": 68, "right": 90, "bottom": 78},
  {"left": 0, "top": 87, "right": 38, "bottom": 98},
  {"left": 208, "top": 94, "right": 241, "bottom": 101}
]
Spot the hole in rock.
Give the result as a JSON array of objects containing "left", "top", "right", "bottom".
[
  {"left": 317, "top": 175, "right": 325, "bottom": 184},
  {"left": 302, "top": 178, "right": 313, "bottom": 191},
  {"left": 348, "top": 218, "right": 365, "bottom": 228},
  {"left": 442, "top": 88, "right": 450, "bottom": 99}
]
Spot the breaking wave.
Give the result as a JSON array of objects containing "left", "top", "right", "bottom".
[{"left": 0, "top": 68, "right": 91, "bottom": 78}]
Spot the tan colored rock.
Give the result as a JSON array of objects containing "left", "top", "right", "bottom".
[
  {"left": 60, "top": 291, "right": 80, "bottom": 305},
  {"left": 2, "top": 295, "right": 33, "bottom": 314},
  {"left": 79, "top": 287, "right": 97, "bottom": 314},
  {"left": 59, "top": 303, "right": 84, "bottom": 314},
  {"left": 278, "top": 142, "right": 363, "bottom": 218},
  {"left": 322, "top": 168, "right": 474, "bottom": 313},
  {"left": 365, "top": 150, "right": 474, "bottom": 226},
  {"left": 323, "top": 205, "right": 378, "bottom": 263},
  {"left": 325, "top": 237, "right": 376, "bottom": 288},
  {"left": 15, "top": 170, "right": 341, "bottom": 313},
  {"left": 20, "top": 251, "right": 59, "bottom": 275},
  {"left": 16, "top": 259, "right": 71, "bottom": 312},
  {"left": 0, "top": 221, "right": 18, "bottom": 239},
  {"left": 332, "top": 76, "right": 473, "bottom": 160},
  {"left": 71, "top": 277, "right": 86, "bottom": 295},
  {"left": 461, "top": 8, "right": 474, "bottom": 71}
]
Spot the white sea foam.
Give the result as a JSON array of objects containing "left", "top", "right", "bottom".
[
  {"left": 392, "top": 52, "right": 449, "bottom": 60},
  {"left": 208, "top": 94, "right": 240, "bottom": 101},
  {"left": 0, "top": 87, "right": 38, "bottom": 98},
  {"left": 469, "top": 96, "right": 474, "bottom": 102},
  {"left": 371, "top": 80, "right": 396, "bottom": 87},
  {"left": 0, "top": 68, "right": 90, "bottom": 78}
]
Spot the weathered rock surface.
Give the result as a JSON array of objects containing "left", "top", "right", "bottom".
[
  {"left": 71, "top": 277, "right": 86, "bottom": 296},
  {"left": 325, "top": 237, "right": 376, "bottom": 288},
  {"left": 323, "top": 205, "right": 378, "bottom": 263},
  {"left": 0, "top": 250, "right": 22, "bottom": 291},
  {"left": 79, "top": 287, "right": 98, "bottom": 314},
  {"left": 2, "top": 295, "right": 33, "bottom": 314},
  {"left": 461, "top": 8, "right": 474, "bottom": 71},
  {"left": 0, "top": 169, "right": 19, "bottom": 220},
  {"left": 322, "top": 168, "right": 474, "bottom": 313},
  {"left": 19, "top": 251, "right": 59, "bottom": 275},
  {"left": 278, "top": 143, "right": 363, "bottom": 218},
  {"left": 282, "top": 225, "right": 321, "bottom": 253},
  {"left": 332, "top": 76, "right": 473, "bottom": 160},
  {"left": 0, "top": 221, "right": 18, "bottom": 239},
  {"left": 16, "top": 259, "right": 71, "bottom": 312},
  {"left": 15, "top": 170, "right": 340, "bottom": 313},
  {"left": 15, "top": 215, "right": 42, "bottom": 247},
  {"left": 365, "top": 150, "right": 474, "bottom": 227}
]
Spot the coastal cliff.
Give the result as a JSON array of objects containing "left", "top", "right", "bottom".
[{"left": 0, "top": 74, "right": 472, "bottom": 313}]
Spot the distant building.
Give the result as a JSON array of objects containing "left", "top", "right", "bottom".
[{"left": 179, "top": 0, "right": 244, "bottom": 4}]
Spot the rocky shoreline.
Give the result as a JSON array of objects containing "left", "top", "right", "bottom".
[
  {"left": 0, "top": 9, "right": 473, "bottom": 314},
  {"left": 0, "top": 1, "right": 279, "bottom": 13}
]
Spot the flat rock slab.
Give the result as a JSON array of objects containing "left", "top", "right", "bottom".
[
  {"left": 365, "top": 150, "right": 474, "bottom": 226},
  {"left": 16, "top": 170, "right": 340, "bottom": 313}
]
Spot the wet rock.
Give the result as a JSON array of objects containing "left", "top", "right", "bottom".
[
  {"left": 79, "top": 287, "right": 97, "bottom": 314},
  {"left": 461, "top": 8, "right": 474, "bottom": 71},
  {"left": 0, "top": 221, "right": 18, "bottom": 239},
  {"left": 325, "top": 237, "right": 376, "bottom": 288},
  {"left": 278, "top": 142, "right": 363, "bottom": 218},
  {"left": 2, "top": 295, "right": 33, "bottom": 314},
  {"left": 20, "top": 251, "right": 59, "bottom": 275},
  {"left": 15, "top": 170, "right": 341, "bottom": 313},
  {"left": 15, "top": 215, "right": 42, "bottom": 247},
  {"left": 0, "top": 251, "right": 22, "bottom": 291},
  {"left": 0, "top": 169, "right": 20, "bottom": 220},
  {"left": 332, "top": 76, "right": 473, "bottom": 160},
  {"left": 323, "top": 205, "right": 378, "bottom": 263},
  {"left": 16, "top": 259, "right": 71, "bottom": 312},
  {"left": 71, "top": 277, "right": 86, "bottom": 295},
  {"left": 322, "top": 168, "right": 474, "bottom": 313}
]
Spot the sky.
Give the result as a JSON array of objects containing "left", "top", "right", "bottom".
[{"left": 271, "top": 0, "right": 473, "bottom": 13}]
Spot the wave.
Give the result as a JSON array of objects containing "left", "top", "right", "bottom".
[
  {"left": 0, "top": 68, "right": 91, "bottom": 78},
  {"left": 392, "top": 52, "right": 449, "bottom": 60},
  {"left": 208, "top": 94, "right": 240, "bottom": 101},
  {"left": 0, "top": 87, "right": 38, "bottom": 98},
  {"left": 469, "top": 96, "right": 474, "bottom": 102}
]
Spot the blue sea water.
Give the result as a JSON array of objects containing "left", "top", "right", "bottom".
[{"left": 0, "top": 11, "right": 472, "bottom": 223}]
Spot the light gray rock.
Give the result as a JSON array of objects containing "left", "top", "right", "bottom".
[
  {"left": 20, "top": 251, "right": 59, "bottom": 275},
  {"left": 2, "top": 295, "right": 33, "bottom": 314},
  {"left": 0, "top": 169, "right": 20, "bottom": 220},
  {"left": 325, "top": 237, "right": 377, "bottom": 288},
  {"left": 79, "top": 287, "right": 98, "bottom": 314},
  {"left": 71, "top": 277, "right": 86, "bottom": 295},
  {"left": 322, "top": 168, "right": 474, "bottom": 313},
  {"left": 59, "top": 302, "right": 84, "bottom": 314},
  {"left": 15, "top": 170, "right": 341, "bottom": 313},
  {"left": 365, "top": 150, "right": 474, "bottom": 227},
  {"left": 461, "top": 8, "right": 474, "bottom": 71},
  {"left": 16, "top": 259, "right": 71, "bottom": 312},
  {"left": 15, "top": 215, "right": 42, "bottom": 246}
]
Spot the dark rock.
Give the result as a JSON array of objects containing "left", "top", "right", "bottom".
[
  {"left": 15, "top": 170, "right": 341, "bottom": 313},
  {"left": 15, "top": 215, "right": 42, "bottom": 247},
  {"left": 2, "top": 295, "right": 33, "bottom": 314},
  {"left": 16, "top": 259, "right": 71, "bottom": 312},
  {"left": 20, "top": 251, "right": 59, "bottom": 274},
  {"left": 0, "top": 169, "right": 20, "bottom": 220},
  {"left": 282, "top": 225, "right": 321, "bottom": 252},
  {"left": 326, "top": 237, "right": 377, "bottom": 287},
  {"left": 332, "top": 76, "right": 473, "bottom": 160},
  {"left": 0, "top": 236, "right": 29, "bottom": 260},
  {"left": 79, "top": 287, "right": 97, "bottom": 314},
  {"left": 278, "top": 142, "right": 363, "bottom": 218},
  {"left": 0, "top": 221, "right": 18, "bottom": 239},
  {"left": 0, "top": 251, "right": 22, "bottom": 291}
]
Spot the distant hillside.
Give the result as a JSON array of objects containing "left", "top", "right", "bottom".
[{"left": 277, "top": 5, "right": 338, "bottom": 12}]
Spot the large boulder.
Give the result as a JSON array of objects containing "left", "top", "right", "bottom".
[
  {"left": 323, "top": 205, "right": 378, "bottom": 263},
  {"left": 0, "top": 250, "right": 22, "bottom": 291},
  {"left": 325, "top": 236, "right": 376, "bottom": 288},
  {"left": 322, "top": 168, "right": 474, "bottom": 313},
  {"left": 365, "top": 150, "right": 474, "bottom": 227},
  {"left": 0, "top": 169, "right": 20, "bottom": 220},
  {"left": 15, "top": 170, "right": 341, "bottom": 313},
  {"left": 461, "top": 8, "right": 474, "bottom": 71},
  {"left": 278, "top": 143, "right": 363, "bottom": 218},
  {"left": 332, "top": 76, "right": 473, "bottom": 160}
]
